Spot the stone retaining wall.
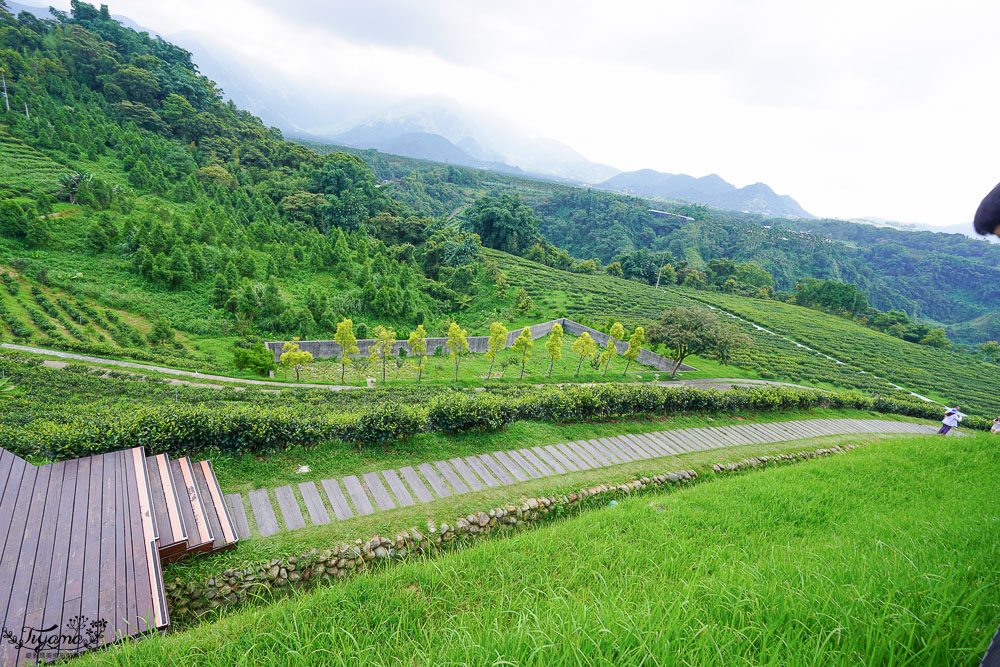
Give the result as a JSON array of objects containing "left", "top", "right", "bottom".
[
  {"left": 164, "top": 442, "right": 860, "bottom": 624},
  {"left": 266, "top": 318, "right": 696, "bottom": 373}
]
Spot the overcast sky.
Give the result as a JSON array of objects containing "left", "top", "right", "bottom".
[{"left": 29, "top": 0, "right": 1000, "bottom": 225}]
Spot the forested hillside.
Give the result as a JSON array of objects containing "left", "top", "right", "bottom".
[
  {"left": 0, "top": 1, "right": 498, "bottom": 366},
  {"left": 311, "top": 145, "right": 1000, "bottom": 344}
]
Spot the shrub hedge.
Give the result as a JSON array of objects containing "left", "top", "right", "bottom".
[{"left": 2, "top": 382, "right": 980, "bottom": 461}]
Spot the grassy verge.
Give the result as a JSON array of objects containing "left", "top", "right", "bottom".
[{"left": 85, "top": 432, "right": 1000, "bottom": 666}]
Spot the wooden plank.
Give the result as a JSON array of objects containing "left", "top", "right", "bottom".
[
  {"left": 192, "top": 460, "right": 227, "bottom": 548},
  {"left": 343, "top": 476, "right": 376, "bottom": 515},
  {"left": 61, "top": 455, "right": 90, "bottom": 647},
  {"left": 200, "top": 461, "right": 237, "bottom": 548},
  {"left": 382, "top": 469, "right": 416, "bottom": 506},
  {"left": 38, "top": 459, "right": 78, "bottom": 659},
  {"left": 156, "top": 454, "right": 187, "bottom": 550},
  {"left": 78, "top": 454, "right": 105, "bottom": 649},
  {"left": 363, "top": 472, "right": 397, "bottom": 510},
  {"left": 505, "top": 450, "right": 542, "bottom": 478},
  {"left": 24, "top": 462, "right": 66, "bottom": 651},
  {"left": 463, "top": 456, "right": 501, "bottom": 488},
  {"left": 113, "top": 454, "right": 128, "bottom": 642},
  {"left": 131, "top": 448, "right": 165, "bottom": 629},
  {"left": 0, "top": 454, "right": 27, "bottom": 603},
  {"left": 530, "top": 446, "right": 566, "bottom": 475},
  {"left": 225, "top": 494, "right": 251, "bottom": 539},
  {"left": 320, "top": 478, "right": 354, "bottom": 519},
  {"left": 4, "top": 462, "right": 51, "bottom": 666},
  {"left": 477, "top": 454, "right": 517, "bottom": 485},
  {"left": 168, "top": 458, "right": 201, "bottom": 552},
  {"left": 97, "top": 454, "right": 118, "bottom": 644},
  {"left": 416, "top": 463, "right": 452, "bottom": 498},
  {"left": 124, "top": 449, "right": 157, "bottom": 635},
  {"left": 120, "top": 456, "right": 138, "bottom": 641},
  {"left": 448, "top": 458, "right": 484, "bottom": 492},
  {"left": 298, "top": 482, "right": 331, "bottom": 525},
  {"left": 398, "top": 467, "right": 435, "bottom": 503},
  {"left": 274, "top": 485, "right": 306, "bottom": 530},
  {"left": 248, "top": 489, "right": 280, "bottom": 537},
  {"left": 144, "top": 456, "right": 167, "bottom": 547},
  {"left": 518, "top": 449, "right": 555, "bottom": 476},
  {"left": 432, "top": 461, "right": 469, "bottom": 494},
  {"left": 0, "top": 448, "right": 14, "bottom": 505},
  {"left": 491, "top": 451, "right": 529, "bottom": 482},
  {"left": 543, "top": 445, "right": 579, "bottom": 472},
  {"left": 0, "top": 462, "right": 36, "bottom": 666},
  {"left": 179, "top": 457, "right": 213, "bottom": 549}
]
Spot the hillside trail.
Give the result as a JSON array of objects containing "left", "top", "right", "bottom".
[
  {"left": 1, "top": 343, "right": 817, "bottom": 394},
  {"left": 669, "top": 293, "right": 941, "bottom": 406}
]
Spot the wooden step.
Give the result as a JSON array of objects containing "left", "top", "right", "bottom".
[
  {"left": 168, "top": 456, "right": 214, "bottom": 558},
  {"left": 145, "top": 454, "right": 189, "bottom": 559},
  {"left": 191, "top": 460, "right": 238, "bottom": 553},
  {"left": 129, "top": 447, "right": 169, "bottom": 631}
]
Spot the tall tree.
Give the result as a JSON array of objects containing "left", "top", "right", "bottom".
[
  {"left": 647, "top": 307, "right": 752, "bottom": 378},
  {"left": 512, "top": 327, "right": 534, "bottom": 379},
  {"left": 572, "top": 331, "right": 597, "bottom": 377},
  {"left": 370, "top": 325, "right": 396, "bottom": 382},
  {"left": 446, "top": 321, "right": 469, "bottom": 381},
  {"left": 545, "top": 322, "right": 563, "bottom": 377},
  {"left": 334, "top": 318, "right": 359, "bottom": 382},
  {"left": 407, "top": 324, "right": 428, "bottom": 382},
  {"left": 622, "top": 326, "right": 645, "bottom": 375},
  {"left": 485, "top": 321, "right": 508, "bottom": 379}
]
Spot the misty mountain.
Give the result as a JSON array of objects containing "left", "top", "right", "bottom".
[
  {"left": 331, "top": 101, "right": 620, "bottom": 184},
  {"left": 598, "top": 169, "right": 813, "bottom": 219},
  {"left": 851, "top": 217, "right": 997, "bottom": 243}
]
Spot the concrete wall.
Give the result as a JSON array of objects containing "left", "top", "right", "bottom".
[{"left": 266, "top": 318, "right": 696, "bottom": 373}]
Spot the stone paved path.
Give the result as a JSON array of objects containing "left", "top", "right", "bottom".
[{"left": 225, "top": 418, "right": 956, "bottom": 539}]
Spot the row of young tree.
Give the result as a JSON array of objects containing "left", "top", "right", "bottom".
[{"left": 246, "top": 307, "right": 749, "bottom": 385}]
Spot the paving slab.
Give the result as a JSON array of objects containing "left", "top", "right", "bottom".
[
  {"left": 507, "top": 450, "right": 543, "bottom": 478},
  {"left": 613, "top": 434, "right": 650, "bottom": 459},
  {"left": 433, "top": 460, "right": 470, "bottom": 494},
  {"left": 464, "top": 456, "right": 502, "bottom": 487},
  {"left": 478, "top": 454, "right": 517, "bottom": 485},
  {"left": 519, "top": 449, "right": 556, "bottom": 476},
  {"left": 248, "top": 488, "right": 279, "bottom": 537},
  {"left": 382, "top": 469, "right": 415, "bottom": 506},
  {"left": 640, "top": 433, "right": 678, "bottom": 456},
  {"left": 631, "top": 432, "right": 667, "bottom": 455},
  {"left": 599, "top": 438, "right": 636, "bottom": 463},
  {"left": 417, "top": 463, "right": 452, "bottom": 498},
  {"left": 492, "top": 451, "right": 530, "bottom": 482},
  {"left": 343, "top": 475, "right": 375, "bottom": 515},
  {"left": 363, "top": 471, "right": 397, "bottom": 510},
  {"left": 224, "top": 493, "right": 251, "bottom": 539},
  {"left": 321, "top": 478, "right": 354, "bottom": 519},
  {"left": 399, "top": 466, "right": 435, "bottom": 502},
  {"left": 580, "top": 440, "right": 615, "bottom": 466},
  {"left": 564, "top": 441, "right": 600, "bottom": 468},
  {"left": 544, "top": 444, "right": 580, "bottom": 472},
  {"left": 297, "top": 481, "right": 330, "bottom": 525},
  {"left": 531, "top": 446, "right": 567, "bottom": 474},
  {"left": 449, "top": 458, "right": 485, "bottom": 491}
]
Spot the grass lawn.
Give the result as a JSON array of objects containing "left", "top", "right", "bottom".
[{"left": 86, "top": 432, "right": 1000, "bottom": 665}]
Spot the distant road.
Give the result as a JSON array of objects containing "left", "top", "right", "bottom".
[{"left": 1, "top": 343, "right": 822, "bottom": 393}]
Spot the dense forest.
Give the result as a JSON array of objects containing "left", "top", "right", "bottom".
[{"left": 0, "top": 0, "right": 499, "bottom": 350}]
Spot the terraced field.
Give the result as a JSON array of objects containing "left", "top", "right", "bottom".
[
  {"left": 0, "top": 127, "right": 66, "bottom": 194},
  {"left": 682, "top": 289, "right": 1000, "bottom": 415},
  {"left": 493, "top": 250, "right": 901, "bottom": 397}
]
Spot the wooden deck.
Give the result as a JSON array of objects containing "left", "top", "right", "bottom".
[{"left": 0, "top": 447, "right": 238, "bottom": 666}]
